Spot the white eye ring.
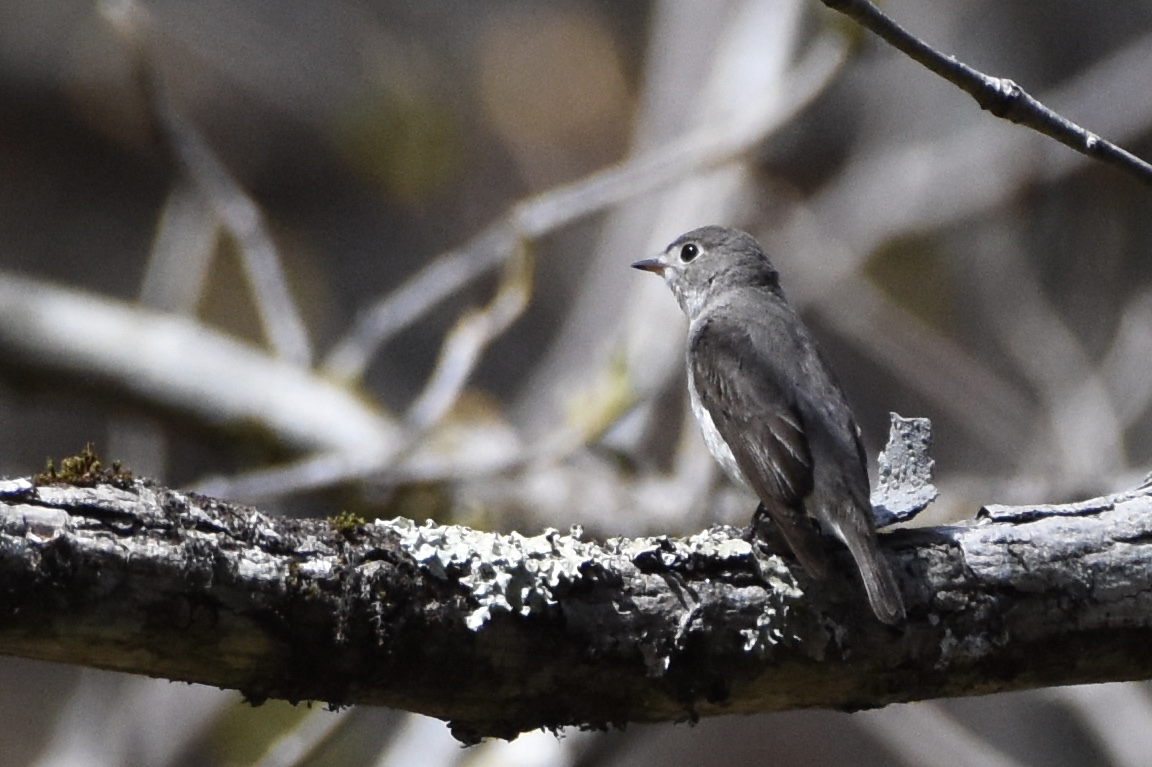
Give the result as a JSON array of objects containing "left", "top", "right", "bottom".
[{"left": 680, "top": 243, "right": 699, "bottom": 262}]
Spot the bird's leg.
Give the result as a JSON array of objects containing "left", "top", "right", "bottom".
[
  {"left": 740, "top": 502, "right": 769, "bottom": 542},
  {"left": 742, "top": 503, "right": 792, "bottom": 556}
]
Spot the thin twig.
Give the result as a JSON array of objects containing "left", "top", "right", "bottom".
[
  {"left": 148, "top": 78, "right": 315, "bottom": 366},
  {"left": 210, "top": 240, "right": 537, "bottom": 500},
  {"left": 404, "top": 240, "right": 533, "bottom": 431},
  {"left": 104, "top": 0, "right": 314, "bottom": 366},
  {"left": 211, "top": 37, "right": 849, "bottom": 501},
  {"left": 139, "top": 182, "right": 217, "bottom": 313},
  {"left": 322, "top": 221, "right": 518, "bottom": 382},
  {"left": 322, "top": 37, "right": 848, "bottom": 384},
  {"left": 770, "top": 27, "right": 1152, "bottom": 469},
  {"left": 820, "top": 0, "right": 1152, "bottom": 186}
]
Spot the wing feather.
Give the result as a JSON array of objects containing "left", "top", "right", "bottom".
[{"left": 690, "top": 315, "right": 828, "bottom": 577}]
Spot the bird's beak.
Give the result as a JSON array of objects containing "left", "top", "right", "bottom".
[{"left": 631, "top": 257, "right": 666, "bottom": 274}]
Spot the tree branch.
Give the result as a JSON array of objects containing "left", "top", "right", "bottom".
[
  {"left": 0, "top": 272, "right": 398, "bottom": 458},
  {"left": 821, "top": 0, "right": 1152, "bottom": 186},
  {"left": 2, "top": 475, "right": 1152, "bottom": 743}
]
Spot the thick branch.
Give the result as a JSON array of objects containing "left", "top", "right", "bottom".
[{"left": 2, "top": 477, "right": 1151, "bottom": 743}]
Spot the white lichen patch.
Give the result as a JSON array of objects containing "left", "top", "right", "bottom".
[
  {"left": 384, "top": 516, "right": 809, "bottom": 665},
  {"left": 387, "top": 517, "right": 609, "bottom": 630}
]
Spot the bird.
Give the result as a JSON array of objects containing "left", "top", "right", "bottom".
[{"left": 631, "top": 225, "right": 905, "bottom": 625}]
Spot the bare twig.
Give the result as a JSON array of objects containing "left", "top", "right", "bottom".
[
  {"left": 820, "top": 0, "right": 1152, "bottom": 186},
  {"left": 149, "top": 80, "right": 314, "bottom": 367},
  {"left": 216, "top": 29, "right": 849, "bottom": 501},
  {"left": 322, "top": 222, "right": 519, "bottom": 383},
  {"left": 103, "top": 0, "right": 313, "bottom": 366},
  {"left": 795, "top": 28, "right": 1152, "bottom": 262},
  {"left": 195, "top": 240, "right": 534, "bottom": 501},
  {"left": 404, "top": 241, "right": 532, "bottom": 431},
  {"left": 139, "top": 181, "right": 218, "bottom": 313},
  {"left": 322, "top": 36, "right": 847, "bottom": 384}
]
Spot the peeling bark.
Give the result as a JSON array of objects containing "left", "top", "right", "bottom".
[{"left": 1, "top": 477, "right": 1151, "bottom": 743}]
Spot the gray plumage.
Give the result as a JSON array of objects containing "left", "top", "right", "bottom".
[{"left": 632, "top": 225, "right": 905, "bottom": 625}]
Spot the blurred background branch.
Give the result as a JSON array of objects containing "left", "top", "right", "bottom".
[{"left": 1, "top": 0, "right": 1152, "bottom": 765}]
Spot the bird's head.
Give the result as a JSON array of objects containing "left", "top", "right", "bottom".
[{"left": 631, "top": 226, "right": 780, "bottom": 318}]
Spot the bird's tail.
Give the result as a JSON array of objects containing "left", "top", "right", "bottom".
[{"left": 836, "top": 517, "right": 906, "bottom": 625}]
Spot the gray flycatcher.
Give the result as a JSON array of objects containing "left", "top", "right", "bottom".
[{"left": 632, "top": 225, "right": 905, "bottom": 625}]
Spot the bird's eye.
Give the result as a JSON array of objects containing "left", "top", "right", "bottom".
[{"left": 680, "top": 243, "right": 699, "bottom": 262}]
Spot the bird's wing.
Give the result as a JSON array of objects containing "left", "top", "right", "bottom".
[
  {"left": 690, "top": 315, "right": 828, "bottom": 577},
  {"left": 690, "top": 314, "right": 812, "bottom": 502}
]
